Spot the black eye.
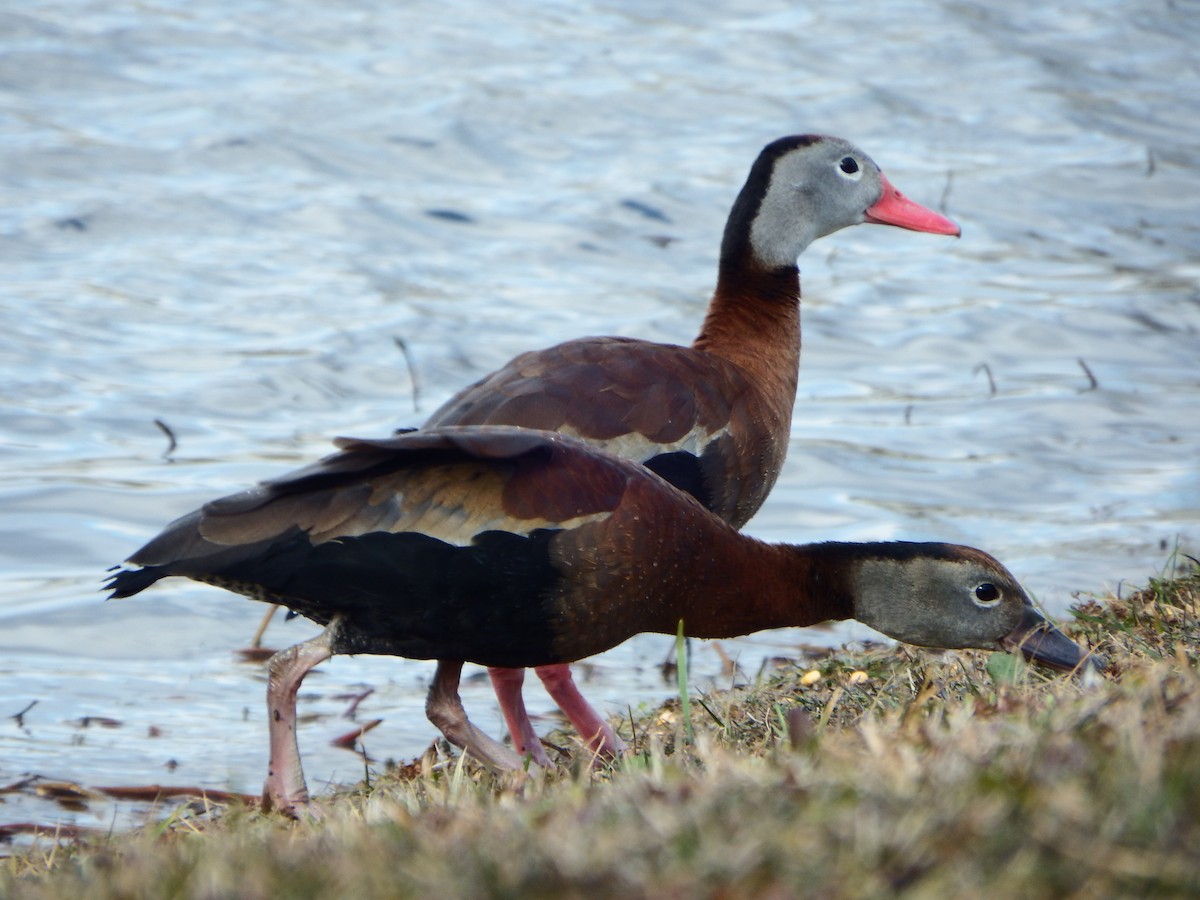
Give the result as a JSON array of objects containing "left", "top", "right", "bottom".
[
  {"left": 839, "top": 156, "right": 859, "bottom": 174},
  {"left": 975, "top": 583, "right": 1000, "bottom": 604}
]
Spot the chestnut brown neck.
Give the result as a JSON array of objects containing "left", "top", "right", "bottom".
[
  {"left": 677, "top": 537, "right": 854, "bottom": 640},
  {"left": 692, "top": 265, "right": 801, "bottom": 407}
]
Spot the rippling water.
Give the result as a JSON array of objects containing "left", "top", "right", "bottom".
[{"left": 2, "top": 0, "right": 1197, "bottom": 833}]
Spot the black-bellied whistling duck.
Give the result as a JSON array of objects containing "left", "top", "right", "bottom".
[
  {"left": 423, "top": 135, "right": 961, "bottom": 762},
  {"left": 107, "top": 426, "right": 1092, "bottom": 818}
]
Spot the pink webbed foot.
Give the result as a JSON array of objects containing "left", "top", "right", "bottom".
[
  {"left": 488, "top": 667, "right": 553, "bottom": 767},
  {"left": 262, "top": 619, "right": 339, "bottom": 818},
  {"left": 536, "top": 664, "right": 627, "bottom": 760},
  {"left": 427, "top": 660, "right": 534, "bottom": 771}
]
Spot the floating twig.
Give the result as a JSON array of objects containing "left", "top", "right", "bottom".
[
  {"left": 153, "top": 418, "right": 178, "bottom": 460},
  {"left": 940, "top": 170, "right": 955, "bottom": 216},
  {"left": 330, "top": 718, "right": 382, "bottom": 751},
  {"left": 235, "top": 646, "right": 276, "bottom": 663},
  {"left": 76, "top": 716, "right": 122, "bottom": 729},
  {"left": 335, "top": 687, "right": 375, "bottom": 719},
  {"left": 973, "top": 362, "right": 997, "bottom": 396},
  {"left": 1077, "top": 357, "right": 1099, "bottom": 391},
  {"left": 9, "top": 699, "right": 37, "bottom": 728},
  {"left": 620, "top": 198, "right": 672, "bottom": 223},
  {"left": 643, "top": 234, "right": 678, "bottom": 248},
  {"left": 393, "top": 336, "right": 422, "bottom": 413},
  {"left": 35, "top": 781, "right": 94, "bottom": 807},
  {"left": 250, "top": 604, "right": 279, "bottom": 649},
  {"left": 0, "top": 775, "right": 39, "bottom": 795}
]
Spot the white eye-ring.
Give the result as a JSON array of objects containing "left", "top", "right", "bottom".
[
  {"left": 837, "top": 156, "right": 863, "bottom": 182},
  {"left": 972, "top": 582, "right": 1002, "bottom": 607}
]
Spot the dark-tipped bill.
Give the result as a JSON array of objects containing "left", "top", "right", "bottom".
[
  {"left": 864, "top": 174, "right": 961, "bottom": 236},
  {"left": 1001, "top": 604, "right": 1100, "bottom": 673}
]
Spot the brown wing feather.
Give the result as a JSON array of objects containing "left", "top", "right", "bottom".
[
  {"left": 425, "top": 337, "right": 744, "bottom": 451},
  {"left": 131, "top": 429, "right": 635, "bottom": 568},
  {"left": 424, "top": 337, "right": 791, "bottom": 528}
]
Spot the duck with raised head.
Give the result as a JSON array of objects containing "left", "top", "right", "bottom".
[
  {"left": 423, "top": 135, "right": 961, "bottom": 762},
  {"left": 107, "top": 426, "right": 1091, "bottom": 818}
]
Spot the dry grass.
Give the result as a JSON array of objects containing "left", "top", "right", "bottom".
[{"left": 3, "top": 557, "right": 1198, "bottom": 899}]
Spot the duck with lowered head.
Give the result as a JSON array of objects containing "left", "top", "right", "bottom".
[{"left": 107, "top": 426, "right": 1094, "bottom": 817}]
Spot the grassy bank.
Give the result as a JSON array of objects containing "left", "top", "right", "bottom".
[{"left": 4, "top": 557, "right": 1198, "bottom": 898}]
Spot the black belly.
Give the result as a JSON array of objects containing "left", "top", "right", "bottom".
[{"left": 213, "top": 528, "right": 566, "bottom": 667}]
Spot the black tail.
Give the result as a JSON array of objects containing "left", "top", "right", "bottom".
[{"left": 104, "top": 566, "right": 166, "bottom": 600}]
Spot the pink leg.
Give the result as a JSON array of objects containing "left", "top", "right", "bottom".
[
  {"left": 488, "top": 667, "right": 552, "bottom": 767},
  {"left": 263, "top": 620, "right": 339, "bottom": 818},
  {"left": 426, "top": 660, "right": 531, "bottom": 771},
  {"left": 536, "top": 664, "right": 627, "bottom": 758}
]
